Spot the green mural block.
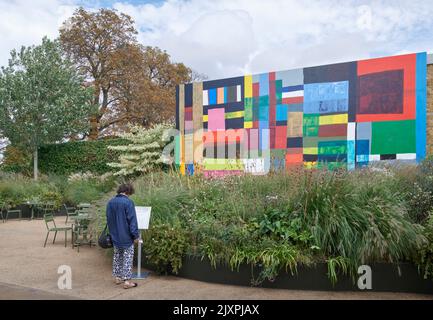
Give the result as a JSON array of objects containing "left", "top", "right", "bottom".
[
  {"left": 244, "top": 98, "right": 253, "bottom": 122},
  {"left": 259, "top": 95, "right": 269, "bottom": 106},
  {"left": 371, "top": 120, "right": 416, "bottom": 155},
  {"left": 303, "top": 114, "right": 319, "bottom": 137},
  {"left": 275, "top": 80, "right": 283, "bottom": 93},
  {"left": 174, "top": 134, "right": 180, "bottom": 165},
  {"left": 276, "top": 92, "right": 282, "bottom": 105},
  {"left": 318, "top": 141, "right": 347, "bottom": 155},
  {"left": 270, "top": 149, "right": 286, "bottom": 158}
]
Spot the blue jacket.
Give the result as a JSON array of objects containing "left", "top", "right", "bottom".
[{"left": 106, "top": 194, "right": 139, "bottom": 248}]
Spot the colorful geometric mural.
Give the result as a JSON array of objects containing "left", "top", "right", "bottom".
[{"left": 175, "top": 53, "right": 427, "bottom": 176}]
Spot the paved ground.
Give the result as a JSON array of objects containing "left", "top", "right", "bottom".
[{"left": 0, "top": 218, "right": 432, "bottom": 300}]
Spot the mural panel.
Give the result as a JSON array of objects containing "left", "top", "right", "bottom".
[{"left": 175, "top": 53, "right": 427, "bottom": 175}]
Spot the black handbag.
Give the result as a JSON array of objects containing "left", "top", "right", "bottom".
[{"left": 98, "top": 224, "right": 113, "bottom": 249}]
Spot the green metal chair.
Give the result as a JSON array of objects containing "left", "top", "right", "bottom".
[
  {"left": 43, "top": 214, "right": 72, "bottom": 248},
  {"left": 72, "top": 218, "right": 91, "bottom": 252},
  {"left": 44, "top": 202, "right": 56, "bottom": 216},
  {"left": 64, "top": 204, "right": 78, "bottom": 224},
  {"left": 1, "top": 203, "right": 22, "bottom": 221}
]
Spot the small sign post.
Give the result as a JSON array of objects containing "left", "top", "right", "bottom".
[{"left": 132, "top": 206, "right": 151, "bottom": 280}]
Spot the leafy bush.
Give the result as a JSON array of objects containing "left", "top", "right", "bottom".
[
  {"left": 63, "top": 172, "right": 117, "bottom": 205},
  {"left": 0, "top": 171, "right": 117, "bottom": 208},
  {"left": 142, "top": 222, "right": 189, "bottom": 274},
  {"left": 38, "top": 138, "right": 128, "bottom": 175},
  {"left": 107, "top": 123, "right": 174, "bottom": 177},
  {"left": 0, "top": 174, "right": 62, "bottom": 207}
]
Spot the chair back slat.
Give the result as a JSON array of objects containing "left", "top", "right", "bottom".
[{"left": 43, "top": 214, "right": 56, "bottom": 229}]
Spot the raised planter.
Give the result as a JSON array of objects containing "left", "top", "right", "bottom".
[{"left": 141, "top": 255, "right": 433, "bottom": 294}]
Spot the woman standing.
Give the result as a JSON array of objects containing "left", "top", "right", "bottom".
[{"left": 106, "top": 183, "right": 140, "bottom": 289}]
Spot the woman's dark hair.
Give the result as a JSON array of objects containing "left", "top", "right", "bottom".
[{"left": 117, "top": 183, "right": 135, "bottom": 195}]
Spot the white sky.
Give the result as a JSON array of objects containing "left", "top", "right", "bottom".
[{"left": 0, "top": 0, "right": 432, "bottom": 80}]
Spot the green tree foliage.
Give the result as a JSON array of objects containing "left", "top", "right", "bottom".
[
  {"left": 107, "top": 123, "right": 174, "bottom": 176},
  {"left": 0, "top": 37, "right": 94, "bottom": 180}
]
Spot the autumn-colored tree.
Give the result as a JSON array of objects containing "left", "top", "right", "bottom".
[
  {"left": 60, "top": 7, "right": 138, "bottom": 140},
  {"left": 108, "top": 46, "right": 193, "bottom": 134},
  {"left": 60, "top": 7, "right": 200, "bottom": 139}
]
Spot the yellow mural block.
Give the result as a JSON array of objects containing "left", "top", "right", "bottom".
[
  {"left": 319, "top": 114, "right": 348, "bottom": 126},
  {"left": 244, "top": 121, "right": 253, "bottom": 128},
  {"left": 203, "top": 115, "right": 208, "bottom": 122},
  {"left": 203, "top": 158, "right": 244, "bottom": 170},
  {"left": 225, "top": 111, "right": 244, "bottom": 119},
  {"left": 303, "top": 147, "right": 318, "bottom": 155},
  {"left": 244, "top": 75, "right": 253, "bottom": 98}
]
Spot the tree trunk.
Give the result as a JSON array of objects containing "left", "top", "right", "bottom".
[
  {"left": 33, "top": 148, "right": 38, "bottom": 181},
  {"left": 89, "top": 116, "right": 99, "bottom": 140},
  {"left": 88, "top": 84, "right": 101, "bottom": 140}
]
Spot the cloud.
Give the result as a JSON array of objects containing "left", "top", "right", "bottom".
[
  {"left": 0, "top": 0, "right": 432, "bottom": 80},
  {"left": 0, "top": 0, "right": 78, "bottom": 65},
  {"left": 113, "top": 0, "right": 433, "bottom": 79}
]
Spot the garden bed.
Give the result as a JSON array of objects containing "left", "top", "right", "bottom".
[{"left": 141, "top": 256, "right": 433, "bottom": 294}]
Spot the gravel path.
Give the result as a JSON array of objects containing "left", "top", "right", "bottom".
[{"left": 0, "top": 218, "right": 432, "bottom": 300}]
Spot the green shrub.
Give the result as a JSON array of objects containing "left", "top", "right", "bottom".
[
  {"left": 142, "top": 222, "right": 190, "bottom": 274},
  {"left": 414, "top": 213, "right": 433, "bottom": 279},
  {"left": 63, "top": 172, "right": 117, "bottom": 205},
  {"left": 38, "top": 138, "right": 128, "bottom": 175},
  {"left": 0, "top": 174, "right": 62, "bottom": 207}
]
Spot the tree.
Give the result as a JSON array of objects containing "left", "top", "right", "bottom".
[
  {"left": 0, "top": 37, "right": 94, "bottom": 180},
  {"left": 108, "top": 46, "right": 192, "bottom": 133},
  {"left": 60, "top": 8, "right": 199, "bottom": 138},
  {"left": 59, "top": 7, "right": 139, "bottom": 140},
  {"left": 107, "top": 122, "right": 173, "bottom": 177}
]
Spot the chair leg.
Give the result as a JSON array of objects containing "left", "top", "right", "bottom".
[
  {"left": 44, "top": 232, "right": 49, "bottom": 247},
  {"left": 65, "top": 215, "right": 68, "bottom": 224},
  {"left": 53, "top": 231, "right": 57, "bottom": 244},
  {"left": 65, "top": 230, "right": 67, "bottom": 247}
]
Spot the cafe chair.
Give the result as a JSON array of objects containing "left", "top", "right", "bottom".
[{"left": 43, "top": 214, "right": 72, "bottom": 248}]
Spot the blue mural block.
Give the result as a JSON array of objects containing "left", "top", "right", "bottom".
[
  {"left": 276, "top": 105, "right": 288, "bottom": 121},
  {"left": 282, "top": 85, "right": 304, "bottom": 92},
  {"left": 259, "top": 73, "right": 269, "bottom": 96},
  {"left": 303, "top": 81, "right": 349, "bottom": 114},
  {"left": 208, "top": 88, "right": 217, "bottom": 105},
  {"left": 356, "top": 140, "right": 370, "bottom": 155}
]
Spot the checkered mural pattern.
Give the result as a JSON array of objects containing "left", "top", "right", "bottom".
[{"left": 175, "top": 53, "right": 427, "bottom": 176}]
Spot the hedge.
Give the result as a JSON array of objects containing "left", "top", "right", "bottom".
[{"left": 39, "top": 138, "right": 129, "bottom": 175}]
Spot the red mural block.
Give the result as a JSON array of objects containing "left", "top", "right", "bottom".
[
  {"left": 285, "top": 153, "right": 303, "bottom": 165},
  {"left": 269, "top": 72, "right": 276, "bottom": 81},
  {"left": 356, "top": 53, "right": 416, "bottom": 122},
  {"left": 318, "top": 124, "right": 347, "bottom": 137},
  {"left": 253, "top": 83, "right": 260, "bottom": 97},
  {"left": 282, "top": 97, "right": 304, "bottom": 104},
  {"left": 274, "top": 126, "right": 287, "bottom": 149}
]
